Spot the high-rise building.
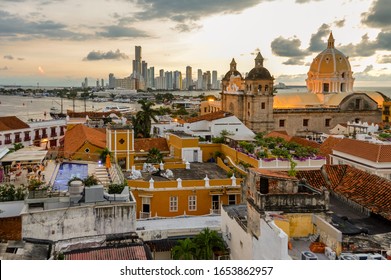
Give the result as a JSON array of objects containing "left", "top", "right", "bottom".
[
  {"left": 148, "top": 66, "right": 155, "bottom": 88},
  {"left": 142, "top": 60, "right": 148, "bottom": 86},
  {"left": 109, "top": 73, "right": 115, "bottom": 89},
  {"left": 186, "top": 66, "right": 192, "bottom": 90},
  {"left": 165, "top": 71, "right": 173, "bottom": 90},
  {"left": 133, "top": 46, "right": 142, "bottom": 75},
  {"left": 197, "top": 69, "right": 202, "bottom": 90},
  {"left": 173, "top": 71, "right": 182, "bottom": 90},
  {"left": 84, "top": 77, "right": 88, "bottom": 88},
  {"left": 101, "top": 79, "right": 104, "bottom": 88},
  {"left": 96, "top": 79, "right": 99, "bottom": 88},
  {"left": 212, "top": 71, "right": 218, "bottom": 89}
]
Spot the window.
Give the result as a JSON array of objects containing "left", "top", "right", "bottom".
[
  {"left": 204, "top": 107, "right": 207, "bottom": 113},
  {"left": 212, "top": 195, "right": 220, "bottom": 212},
  {"left": 14, "top": 133, "right": 21, "bottom": 143},
  {"left": 85, "top": 148, "right": 90, "bottom": 153},
  {"left": 303, "top": 119, "right": 309, "bottom": 127},
  {"left": 265, "top": 85, "right": 269, "bottom": 92},
  {"left": 188, "top": 195, "right": 197, "bottom": 211},
  {"left": 228, "top": 194, "right": 236, "bottom": 205},
  {"left": 5, "top": 134, "right": 11, "bottom": 144},
  {"left": 323, "top": 83, "right": 329, "bottom": 92},
  {"left": 325, "top": 118, "right": 331, "bottom": 127},
  {"left": 279, "top": 119, "right": 285, "bottom": 127},
  {"left": 248, "top": 102, "right": 250, "bottom": 110},
  {"left": 261, "top": 102, "right": 265, "bottom": 109},
  {"left": 170, "top": 196, "right": 178, "bottom": 212}
]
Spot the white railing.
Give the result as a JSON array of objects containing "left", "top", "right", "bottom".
[
  {"left": 139, "top": 212, "right": 151, "bottom": 219},
  {"left": 258, "top": 158, "right": 326, "bottom": 169}
]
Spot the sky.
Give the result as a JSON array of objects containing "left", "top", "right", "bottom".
[{"left": 0, "top": 0, "right": 391, "bottom": 87}]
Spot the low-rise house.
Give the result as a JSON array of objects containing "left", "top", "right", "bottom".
[{"left": 330, "top": 138, "right": 391, "bottom": 180}]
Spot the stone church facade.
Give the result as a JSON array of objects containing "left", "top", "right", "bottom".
[{"left": 220, "top": 33, "right": 386, "bottom": 136}]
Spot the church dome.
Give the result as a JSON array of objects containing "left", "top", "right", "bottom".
[
  {"left": 222, "top": 58, "right": 243, "bottom": 81},
  {"left": 246, "top": 52, "right": 273, "bottom": 80},
  {"left": 306, "top": 32, "right": 354, "bottom": 94}
]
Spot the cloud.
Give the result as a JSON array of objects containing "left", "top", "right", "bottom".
[
  {"left": 0, "top": 66, "right": 9, "bottom": 71},
  {"left": 362, "top": 65, "right": 374, "bottom": 73},
  {"left": 295, "top": 0, "right": 322, "bottom": 3},
  {"left": 17, "top": 57, "right": 25, "bottom": 61},
  {"left": 38, "top": 66, "right": 45, "bottom": 74},
  {"left": 338, "top": 31, "right": 391, "bottom": 57},
  {"left": 275, "top": 74, "right": 307, "bottom": 84},
  {"left": 283, "top": 57, "right": 306, "bottom": 65},
  {"left": 271, "top": 36, "right": 308, "bottom": 57},
  {"left": 362, "top": 0, "right": 391, "bottom": 29},
  {"left": 333, "top": 18, "right": 345, "bottom": 28},
  {"left": 3, "top": 55, "right": 14, "bottom": 60},
  {"left": 378, "top": 54, "right": 391, "bottom": 63},
  {"left": 172, "top": 23, "right": 202, "bottom": 33},
  {"left": 83, "top": 49, "right": 130, "bottom": 61},
  {"left": 131, "top": 0, "right": 267, "bottom": 32},
  {"left": 308, "top": 24, "right": 331, "bottom": 52},
  {"left": 0, "top": 10, "right": 84, "bottom": 40},
  {"left": 97, "top": 25, "right": 149, "bottom": 38}
]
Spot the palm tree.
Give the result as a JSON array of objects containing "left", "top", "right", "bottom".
[
  {"left": 9, "top": 143, "right": 24, "bottom": 152},
  {"left": 171, "top": 238, "right": 197, "bottom": 260},
  {"left": 193, "top": 228, "right": 225, "bottom": 260},
  {"left": 135, "top": 99, "right": 158, "bottom": 138},
  {"left": 146, "top": 147, "right": 163, "bottom": 164}
]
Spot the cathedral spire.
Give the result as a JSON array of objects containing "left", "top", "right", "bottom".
[
  {"left": 327, "top": 32, "right": 335, "bottom": 49},
  {"left": 230, "top": 58, "right": 237, "bottom": 71},
  {"left": 255, "top": 52, "right": 264, "bottom": 68}
]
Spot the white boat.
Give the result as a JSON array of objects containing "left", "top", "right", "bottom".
[{"left": 102, "top": 105, "right": 134, "bottom": 113}]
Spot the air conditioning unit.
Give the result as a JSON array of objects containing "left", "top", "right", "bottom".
[
  {"left": 339, "top": 253, "right": 357, "bottom": 260},
  {"left": 301, "top": 251, "right": 318, "bottom": 260}
]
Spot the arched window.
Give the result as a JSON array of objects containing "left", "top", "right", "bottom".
[
  {"left": 265, "top": 85, "right": 269, "bottom": 93},
  {"left": 258, "top": 85, "right": 262, "bottom": 93}
]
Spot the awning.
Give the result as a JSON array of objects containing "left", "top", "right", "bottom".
[{"left": 0, "top": 147, "right": 48, "bottom": 164}]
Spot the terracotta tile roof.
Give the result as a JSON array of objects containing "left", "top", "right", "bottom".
[
  {"left": 297, "top": 164, "right": 391, "bottom": 221},
  {"left": 64, "top": 245, "right": 150, "bottom": 260},
  {"left": 134, "top": 138, "right": 169, "bottom": 152},
  {"left": 250, "top": 168, "right": 298, "bottom": 181},
  {"left": 266, "top": 131, "right": 291, "bottom": 142},
  {"left": 186, "top": 111, "right": 233, "bottom": 123},
  {"left": 296, "top": 170, "right": 328, "bottom": 191},
  {"left": 319, "top": 137, "right": 343, "bottom": 157},
  {"left": 0, "top": 116, "right": 29, "bottom": 131},
  {"left": 333, "top": 138, "right": 391, "bottom": 162},
  {"left": 64, "top": 124, "right": 106, "bottom": 154}
]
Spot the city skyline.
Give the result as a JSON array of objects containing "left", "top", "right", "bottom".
[{"left": 0, "top": 0, "right": 390, "bottom": 87}]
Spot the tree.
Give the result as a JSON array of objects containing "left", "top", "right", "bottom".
[
  {"left": 9, "top": 143, "right": 24, "bottom": 152},
  {"left": 146, "top": 147, "right": 163, "bottom": 164},
  {"left": 193, "top": 228, "right": 225, "bottom": 260},
  {"left": 134, "top": 99, "right": 158, "bottom": 138},
  {"left": 171, "top": 238, "right": 197, "bottom": 260},
  {"left": 99, "top": 147, "right": 111, "bottom": 162}
]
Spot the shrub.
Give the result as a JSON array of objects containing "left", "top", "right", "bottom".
[{"left": 108, "top": 184, "right": 125, "bottom": 194}]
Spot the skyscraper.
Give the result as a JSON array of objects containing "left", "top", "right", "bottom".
[
  {"left": 186, "top": 66, "right": 192, "bottom": 90},
  {"left": 197, "top": 69, "right": 202, "bottom": 90},
  {"left": 109, "top": 73, "right": 115, "bottom": 89},
  {"left": 142, "top": 60, "right": 148, "bottom": 87},
  {"left": 133, "top": 46, "right": 142, "bottom": 75},
  {"left": 212, "top": 71, "right": 218, "bottom": 89}
]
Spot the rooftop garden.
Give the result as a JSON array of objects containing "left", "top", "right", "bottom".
[{"left": 235, "top": 133, "right": 323, "bottom": 162}]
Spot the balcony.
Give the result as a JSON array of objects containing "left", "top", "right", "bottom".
[
  {"left": 4, "top": 140, "right": 12, "bottom": 145},
  {"left": 139, "top": 212, "right": 151, "bottom": 219},
  {"left": 14, "top": 138, "right": 22, "bottom": 143}
]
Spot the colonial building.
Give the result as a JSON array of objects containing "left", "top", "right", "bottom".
[{"left": 220, "top": 33, "right": 387, "bottom": 136}]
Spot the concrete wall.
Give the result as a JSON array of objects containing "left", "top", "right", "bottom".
[{"left": 22, "top": 203, "right": 136, "bottom": 241}]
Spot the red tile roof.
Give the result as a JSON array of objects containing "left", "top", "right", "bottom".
[
  {"left": 64, "top": 245, "right": 149, "bottom": 260},
  {"left": 266, "top": 131, "right": 321, "bottom": 149},
  {"left": 134, "top": 138, "right": 169, "bottom": 152},
  {"left": 186, "top": 111, "right": 233, "bottom": 123},
  {"left": 333, "top": 138, "right": 391, "bottom": 162},
  {"left": 251, "top": 168, "right": 298, "bottom": 181},
  {"left": 64, "top": 124, "right": 106, "bottom": 154},
  {"left": 297, "top": 165, "right": 391, "bottom": 221},
  {"left": 0, "top": 116, "right": 29, "bottom": 131}
]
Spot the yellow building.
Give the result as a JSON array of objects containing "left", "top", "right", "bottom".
[
  {"left": 128, "top": 162, "right": 242, "bottom": 219},
  {"left": 382, "top": 101, "right": 391, "bottom": 123}
]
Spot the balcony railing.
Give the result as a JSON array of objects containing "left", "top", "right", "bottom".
[
  {"left": 14, "top": 138, "right": 21, "bottom": 143},
  {"left": 24, "top": 137, "right": 31, "bottom": 141},
  {"left": 4, "top": 140, "right": 12, "bottom": 144},
  {"left": 139, "top": 211, "right": 151, "bottom": 219}
]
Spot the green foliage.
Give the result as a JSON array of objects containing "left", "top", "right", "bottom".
[
  {"left": 9, "top": 143, "right": 24, "bottom": 152},
  {"left": 67, "top": 177, "right": 83, "bottom": 186},
  {"left": 238, "top": 141, "right": 255, "bottom": 154},
  {"left": 99, "top": 147, "right": 111, "bottom": 163},
  {"left": 379, "top": 132, "right": 391, "bottom": 139},
  {"left": 288, "top": 156, "right": 297, "bottom": 177},
  {"left": 28, "top": 178, "right": 46, "bottom": 191},
  {"left": 171, "top": 228, "right": 225, "bottom": 260},
  {"left": 238, "top": 160, "right": 253, "bottom": 169},
  {"left": 108, "top": 184, "right": 125, "bottom": 194},
  {"left": 133, "top": 99, "right": 159, "bottom": 138},
  {"left": 271, "top": 147, "right": 290, "bottom": 158},
  {"left": 171, "top": 238, "right": 197, "bottom": 260},
  {"left": 146, "top": 147, "right": 163, "bottom": 164},
  {"left": 0, "top": 184, "right": 27, "bottom": 201},
  {"left": 212, "top": 136, "right": 224, "bottom": 143},
  {"left": 176, "top": 106, "right": 189, "bottom": 116},
  {"left": 226, "top": 169, "right": 233, "bottom": 178},
  {"left": 83, "top": 175, "right": 99, "bottom": 187}
]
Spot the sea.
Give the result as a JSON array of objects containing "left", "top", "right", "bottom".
[{"left": 1, "top": 87, "right": 391, "bottom": 121}]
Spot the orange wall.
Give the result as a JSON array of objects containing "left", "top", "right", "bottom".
[
  {"left": 200, "top": 143, "right": 222, "bottom": 162},
  {"left": 168, "top": 134, "right": 200, "bottom": 160},
  {"left": 221, "top": 144, "right": 258, "bottom": 168},
  {"left": 66, "top": 142, "right": 102, "bottom": 161},
  {"left": 110, "top": 130, "right": 133, "bottom": 152},
  {"left": 132, "top": 187, "right": 240, "bottom": 218}
]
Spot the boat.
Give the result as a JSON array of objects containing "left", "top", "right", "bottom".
[
  {"left": 102, "top": 105, "right": 135, "bottom": 114},
  {"left": 50, "top": 106, "right": 66, "bottom": 119}
]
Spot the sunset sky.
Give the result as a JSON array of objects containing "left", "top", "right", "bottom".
[{"left": 0, "top": 0, "right": 390, "bottom": 87}]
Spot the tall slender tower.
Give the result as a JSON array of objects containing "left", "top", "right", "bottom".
[
  {"left": 133, "top": 46, "right": 142, "bottom": 75},
  {"left": 186, "top": 66, "right": 192, "bottom": 90}
]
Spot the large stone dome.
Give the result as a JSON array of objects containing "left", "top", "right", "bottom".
[
  {"left": 306, "top": 32, "right": 354, "bottom": 94},
  {"left": 222, "top": 58, "right": 243, "bottom": 81}
]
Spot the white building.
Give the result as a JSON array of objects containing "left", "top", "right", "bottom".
[{"left": 0, "top": 116, "right": 66, "bottom": 149}]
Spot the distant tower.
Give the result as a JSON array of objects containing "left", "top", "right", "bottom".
[
  {"left": 186, "top": 66, "right": 192, "bottom": 90},
  {"left": 142, "top": 60, "right": 148, "bottom": 86},
  {"left": 109, "top": 73, "right": 115, "bottom": 89},
  {"left": 101, "top": 78, "right": 104, "bottom": 88},
  {"left": 133, "top": 46, "right": 142, "bottom": 76},
  {"left": 212, "top": 71, "right": 217, "bottom": 89},
  {"left": 84, "top": 77, "right": 88, "bottom": 88},
  {"left": 197, "top": 69, "right": 202, "bottom": 90}
]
